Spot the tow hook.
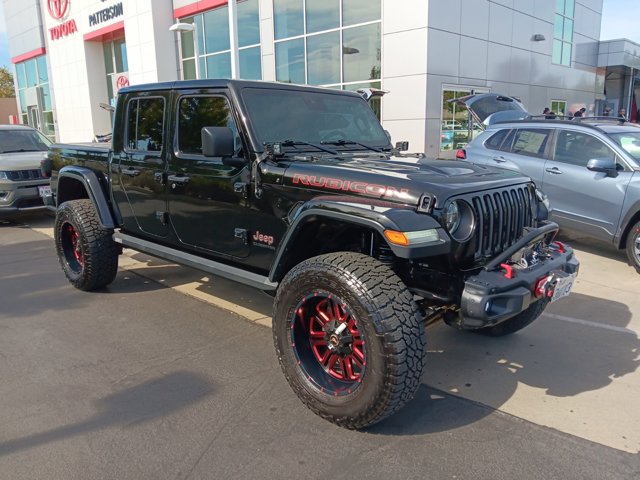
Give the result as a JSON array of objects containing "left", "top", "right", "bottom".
[{"left": 534, "top": 274, "right": 555, "bottom": 299}]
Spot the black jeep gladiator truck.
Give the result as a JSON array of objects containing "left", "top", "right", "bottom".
[{"left": 44, "top": 79, "right": 579, "bottom": 429}]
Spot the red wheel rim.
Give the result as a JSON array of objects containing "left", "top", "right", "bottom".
[
  {"left": 61, "top": 222, "right": 84, "bottom": 271},
  {"left": 290, "top": 292, "right": 366, "bottom": 396}
]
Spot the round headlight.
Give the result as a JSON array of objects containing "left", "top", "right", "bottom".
[
  {"left": 443, "top": 200, "right": 475, "bottom": 242},
  {"left": 444, "top": 201, "right": 461, "bottom": 233}
]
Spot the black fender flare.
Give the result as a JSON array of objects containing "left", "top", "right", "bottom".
[
  {"left": 268, "top": 198, "right": 450, "bottom": 282},
  {"left": 57, "top": 166, "right": 116, "bottom": 229}
]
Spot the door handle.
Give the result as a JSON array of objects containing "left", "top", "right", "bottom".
[
  {"left": 492, "top": 156, "right": 506, "bottom": 163},
  {"left": 545, "top": 167, "right": 563, "bottom": 174},
  {"left": 167, "top": 174, "right": 190, "bottom": 185},
  {"left": 121, "top": 168, "right": 140, "bottom": 177}
]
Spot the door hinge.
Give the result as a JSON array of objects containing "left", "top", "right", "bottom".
[{"left": 234, "top": 228, "right": 248, "bottom": 245}]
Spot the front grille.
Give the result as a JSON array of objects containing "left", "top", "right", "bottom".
[
  {"left": 6, "top": 169, "right": 44, "bottom": 181},
  {"left": 471, "top": 185, "right": 535, "bottom": 259}
]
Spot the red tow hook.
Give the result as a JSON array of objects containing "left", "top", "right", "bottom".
[
  {"left": 534, "top": 275, "right": 554, "bottom": 299},
  {"left": 500, "top": 263, "right": 514, "bottom": 279},
  {"left": 552, "top": 241, "right": 565, "bottom": 253}
]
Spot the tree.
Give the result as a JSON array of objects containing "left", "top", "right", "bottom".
[{"left": 0, "top": 67, "right": 16, "bottom": 98}]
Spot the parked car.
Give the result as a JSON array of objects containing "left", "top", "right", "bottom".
[
  {"left": 45, "top": 80, "right": 578, "bottom": 428},
  {"left": 456, "top": 93, "right": 640, "bottom": 272},
  {"left": 0, "top": 125, "right": 52, "bottom": 220}
]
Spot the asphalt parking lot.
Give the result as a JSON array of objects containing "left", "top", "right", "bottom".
[{"left": 1, "top": 214, "right": 639, "bottom": 479}]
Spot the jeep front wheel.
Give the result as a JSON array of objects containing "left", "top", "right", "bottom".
[
  {"left": 272, "top": 252, "right": 426, "bottom": 429},
  {"left": 54, "top": 199, "right": 119, "bottom": 291}
]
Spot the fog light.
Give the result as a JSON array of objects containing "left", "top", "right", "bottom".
[{"left": 0, "top": 191, "right": 8, "bottom": 199}]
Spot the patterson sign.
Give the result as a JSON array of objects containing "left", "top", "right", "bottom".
[{"left": 47, "top": 0, "right": 78, "bottom": 41}]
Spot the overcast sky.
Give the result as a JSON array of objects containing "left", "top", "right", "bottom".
[{"left": 0, "top": 1, "right": 638, "bottom": 69}]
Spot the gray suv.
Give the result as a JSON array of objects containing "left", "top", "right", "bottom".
[
  {"left": 0, "top": 125, "right": 52, "bottom": 219},
  {"left": 456, "top": 94, "right": 640, "bottom": 272}
]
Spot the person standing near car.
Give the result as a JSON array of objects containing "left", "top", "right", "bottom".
[
  {"left": 618, "top": 108, "right": 627, "bottom": 120},
  {"left": 543, "top": 107, "right": 556, "bottom": 119},
  {"left": 573, "top": 107, "right": 586, "bottom": 118}
]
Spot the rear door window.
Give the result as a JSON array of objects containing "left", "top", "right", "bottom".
[
  {"left": 126, "top": 97, "right": 165, "bottom": 152},
  {"left": 508, "top": 128, "right": 552, "bottom": 158}
]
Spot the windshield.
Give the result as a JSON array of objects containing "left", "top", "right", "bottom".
[
  {"left": 241, "top": 87, "right": 390, "bottom": 151},
  {"left": 0, "top": 129, "right": 51, "bottom": 154},
  {"left": 608, "top": 131, "right": 640, "bottom": 163}
]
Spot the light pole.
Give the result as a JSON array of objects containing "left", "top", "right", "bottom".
[{"left": 169, "top": 22, "right": 200, "bottom": 79}]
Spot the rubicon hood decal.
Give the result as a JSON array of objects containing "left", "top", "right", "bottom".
[{"left": 292, "top": 174, "right": 411, "bottom": 201}]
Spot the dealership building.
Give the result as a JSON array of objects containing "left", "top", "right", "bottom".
[{"left": 3, "top": 0, "right": 639, "bottom": 157}]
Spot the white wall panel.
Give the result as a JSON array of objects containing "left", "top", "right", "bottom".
[
  {"left": 488, "top": 3, "right": 513, "bottom": 46},
  {"left": 383, "top": 0, "right": 428, "bottom": 34},
  {"left": 382, "top": 75, "right": 427, "bottom": 121},
  {"left": 460, "top": 0, "right": 489, "bottom": 40},
  {"left": 383, "top": 28, "right": 428, "bottom": 78},
  {"left": 459, "top": 37, "right": 488, "bottom": 80}
]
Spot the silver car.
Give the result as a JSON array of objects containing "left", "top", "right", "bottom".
[
  {"left": 0, "top": 125, "right": 52, "bottom": 219},
  {"left": 457, "top": 93, "right": 640, "bottom": 272}
]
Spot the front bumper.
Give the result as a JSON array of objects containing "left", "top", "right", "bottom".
[
  {"left": 0, "top": 181, "right": 50, "bottom": 218},
  {"left": 458, "top": 223, "right": 579, "bottom": 329}
]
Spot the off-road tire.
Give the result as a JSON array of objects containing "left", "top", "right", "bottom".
[
  {"left": 54, "top": 199, "right": 119, "bottom": 291},
  {"left": 625, "top": 220, "right": 640, "bottom": 274},
  {"left": 273, "top": 252, "right": 426, "bottom": 429},
  {"left": 473, "top": 298, "right": 547, "bottom": 337}
]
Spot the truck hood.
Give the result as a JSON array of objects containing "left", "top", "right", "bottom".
[
  {"left": 280, "top": 155, "right": 532, "bottom": 208},
  {"left": 0, "top": 151, "right": 49, "bottom": 170}
]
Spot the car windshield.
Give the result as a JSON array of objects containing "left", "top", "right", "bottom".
[
  {"left": 607, "top": 131, "right": 640, "bottom": 163},
  {"left": 241, "top": 87, "right": 390, "bottom": 151},
  {"left": 0, "top": 129, "right": 51, "bottom": 153}
]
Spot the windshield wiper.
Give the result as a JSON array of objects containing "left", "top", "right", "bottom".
[
  {"left": 280, "top": 140, "right": 338, "bottom": 155},
  {"left": 320, "top": 139, "right": 385, "bottom": 153}
]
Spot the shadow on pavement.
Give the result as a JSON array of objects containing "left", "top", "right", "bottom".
[
  {"left": 0, "top": 371, "right": 214, "bottom": 456},
  {"left": 373, "top": 292, "right": 639, "bottom": 435}
]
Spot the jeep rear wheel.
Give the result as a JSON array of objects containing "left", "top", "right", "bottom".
[
  {"left": 625, "top": 220, "right": 640, "bottom": 274},
  {"left": 54, "top": 199, "right": 119, "bottom": 291},
  {"left": 273, "top": 252, "right": 426, "bottom": 429}
]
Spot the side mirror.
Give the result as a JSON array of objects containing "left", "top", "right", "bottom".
[
  {"left": 202, "top": 126, "right": 235, "bottom": 157},
  {"left": 587, "top": 158, "right": 617, "bottom": 177}
]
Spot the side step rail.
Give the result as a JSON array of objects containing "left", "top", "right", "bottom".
[{"left": 113, "top": 231, "right": 278, "bottom": 291}]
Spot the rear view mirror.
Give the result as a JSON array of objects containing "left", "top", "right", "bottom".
[
  {"left": 587, "top": 158, "right": 617, "bottom": 177},
  {"left": 202, "top": 126, "right": 235, "bottom": 157}
]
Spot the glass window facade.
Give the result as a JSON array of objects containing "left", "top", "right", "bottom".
[
  {"left": 439, "top": 87, "right": 490, "bottom": 152},
  {"left": 103, "top": 37, "right": 128, "bottom": 108},
  {"left": 553, "top": 0, "right": 574, "bottom": 66},
  {"left": 273, "top": 0, "right": 382, "bottom": 113},
  {"left": 179, "top": 0, "right": 262, "bottom": 81},
  {"left": 551, "top": 100, "right": 567, "bottom": 117},
  {"left": 14, "top": 55, "right": 55, "bottom": 138}
]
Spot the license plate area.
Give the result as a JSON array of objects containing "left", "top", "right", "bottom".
[
  {"left": 550, "top": 272, "right": 576, "bottom": 303},
  {"left": 38, "top": 185, "right": 52, "bottom": 198}
]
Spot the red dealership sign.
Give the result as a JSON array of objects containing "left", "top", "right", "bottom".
[{"left": 47, "top": 0, "right": 69, "bottom": 20}]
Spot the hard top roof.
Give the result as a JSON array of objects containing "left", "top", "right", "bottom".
[{"left": 118, "top": 79, "right": 363, "bottom": 98}]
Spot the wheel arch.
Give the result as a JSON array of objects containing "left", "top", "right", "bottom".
[
  {"left": 617, "top": 204, "right": 640, "bottom": 249},
  {"left": 268, "top": 199, "right": 449, "bottom": 283},
  {"left": 57, "top": 166, "right": 116, "bottom": 229}
]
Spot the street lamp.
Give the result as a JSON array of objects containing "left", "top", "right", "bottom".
[{"left": 170, "top": 22, "right": 200, "bottom": 79}]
